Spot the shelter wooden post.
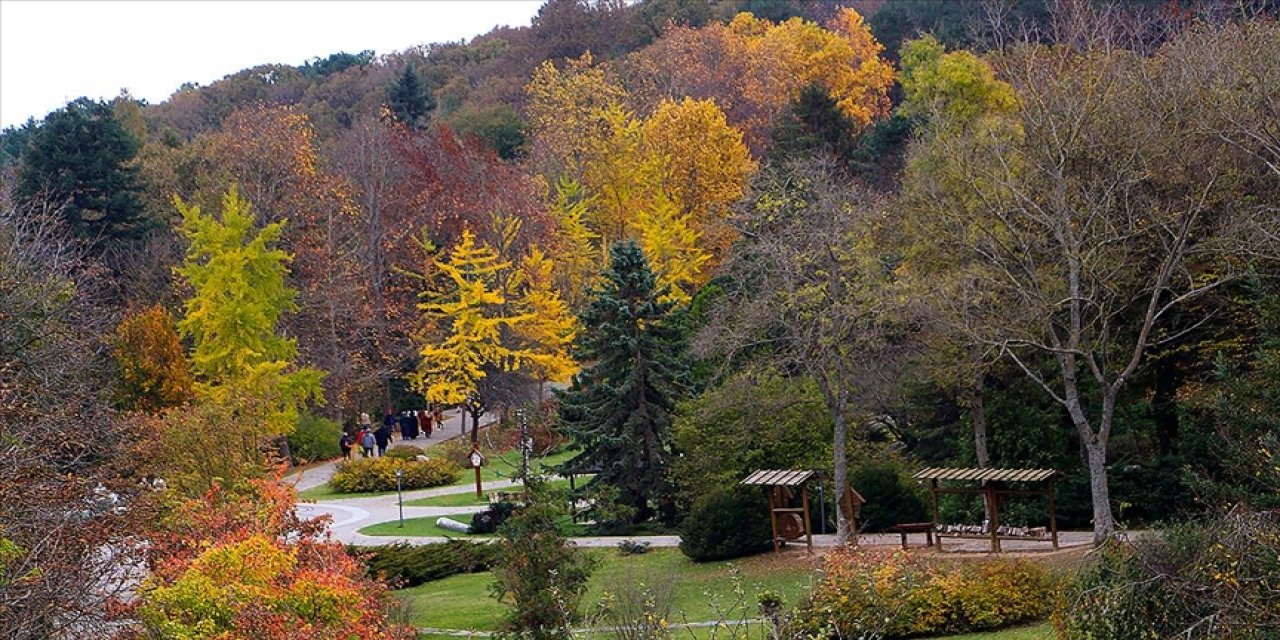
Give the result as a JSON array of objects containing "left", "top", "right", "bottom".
[
  {"left": 769, "top": 489, "right": 781, "bottom": 553},
  {"left": 1048, "top": 478, "right": 1059, "bottom": 550},
  {"left": 801, "top": 485, "right": 813, "bottom": 552},
  {"left": 929, "top": 479, "right": 941, "bottom": 550},
  {"left": 985, "top": 483, "right": 1001, "bottom": 553}
]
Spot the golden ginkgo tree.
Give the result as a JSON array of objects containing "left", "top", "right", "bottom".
[{"left": 410, "top": 228, "right": 533, "bottom": 440}]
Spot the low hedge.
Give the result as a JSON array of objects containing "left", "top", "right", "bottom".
[
  {"left": 353, "top": 540, "right": 499, "bottom": 588},
  {"left": 793, "top": 548, "right": 1053, "bottom": 638},
  {"left": 329, "top": 457, "right": 461, "bottom": 493}
]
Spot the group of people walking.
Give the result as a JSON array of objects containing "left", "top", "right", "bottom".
[{"left": 339, "top": 407, "right": 445, "bottom": 460}]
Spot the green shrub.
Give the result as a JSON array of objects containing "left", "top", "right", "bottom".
[
  {"left": 329, "top": 457, "right": 461, "bottom": 493},
  {"left": 492, "top": 479, "right": 597, "bottom": 640},
  {"left": 353, "top": 540, "right": 499, "bottom": 588},
  {"left": 384, "top": 445, "right": 427, "bottom": 461},
  {"left": 850, "top": 462, "right": 928, "bottom": 532},
  {"left": 1054, "top": 512, "right": 1280, "bottom": 639},
  {"left": 679, "top": 487, "right": 773, "bottom": 562},
  {"left": 793, "top": 548, "right": 1054, "bottom": 638},
  {"left": 470, "top": 501, "right": 518, "bottom": 534},
  {"left": 287, "top": 413, "right": 341, "bottom": 463}
]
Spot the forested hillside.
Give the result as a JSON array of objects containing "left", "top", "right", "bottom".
[{"left": 3, "top": 1, "right": 1280, "bottom": 637}]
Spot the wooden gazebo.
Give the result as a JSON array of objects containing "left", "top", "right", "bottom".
[
  {"left": 913, "top": 467, "right": 1060, "bottom": 553},
  {"left": 741, "top": 469, "right": 865, "bottom": 552}
]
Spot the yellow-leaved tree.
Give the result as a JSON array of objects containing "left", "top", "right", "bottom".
[
  {"left": 526, "top": 53, "right": 628, "bottom": 182},
  {"left": 634, "top": 194, "right": 711, "bottom": 305},
  {"left": 514, "top": 245, "right": 579, "bottom": 391},
  {"left": 411, "top": 228, "right": 532, "bottom": 441},
  {"left": 640, "top": 97, "right": 756, "bottom": 265},
  {"left": 112, "top": 305, "right": 194, "bottom": 413},
  {"left": 168, "top": 187, "right": 324, "bottom": 495},
  {"left": 549, "top": 178, "right": 602, "bottom": 309}
]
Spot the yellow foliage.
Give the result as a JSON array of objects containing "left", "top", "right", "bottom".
[
  {"left": 634, "top": 195, "right": 711, "bottom": 305},
  {"left": 113, "top": 305, "right": 194, "bottom": 412},
  {"left": 548, "top": 179, "right": 602, "bottom": 309},
  {"left": 641, "top": 97, "right": 756, "bottom": 262},
  {"left": 411, "top": 229, "right": 532, "bottom": 405},
  {"left": 899, "top": 34, "right": 1018, "bottom": 125},
  {"left": 525, "top": 53, "right": 628, "bottom": 181},
  {"left": 514, "top": 245, "right": 580, "bottom": 384}
]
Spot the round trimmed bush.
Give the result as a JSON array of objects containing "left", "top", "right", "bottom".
[
  {"left": 329, "top": 457, "right": 461, "bottom": 493},
  {"left": 679, "top": 487, "right": 773, "bottom": 562}
]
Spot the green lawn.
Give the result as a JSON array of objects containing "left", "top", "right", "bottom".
[
  {"left": 360, "top": 513, "right": 492, "bottom": 538},
  {"left": 397, "top": 548, "right": 822, "bottom": 632},
  {"left": 462, "top": 447, "right": 581, "bottom": 485},
  {"left": 399, "top": 550, "right": 1054, "bottom": 639},
  {"left": 404, "top": 478, "right": 576, "bottom": 508},
  {"left": 360, "top": 512, "right": 610, "bottom": 538}
]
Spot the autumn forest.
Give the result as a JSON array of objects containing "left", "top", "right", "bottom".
[{"left": 3, "top": 0, "right": 1280, "bottom": 638}]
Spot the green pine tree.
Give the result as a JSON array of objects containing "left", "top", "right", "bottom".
[
  {"left": 386, "top": 63, "right": 433, "bottom": 127},
  {"left": 557, "top": 240, "right": 691, "bottom": 524},
  {"left": 16, "top": 97, "right": 147, "bottom": 242}
]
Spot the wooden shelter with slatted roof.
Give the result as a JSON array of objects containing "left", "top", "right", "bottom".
[
  {"left": 741, "top": 469, "right": 864, "bottom": 552},
  {"left": 913, "top": 467, "right": 1061, "bottom": 552}
]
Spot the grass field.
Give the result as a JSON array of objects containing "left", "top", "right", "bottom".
[
  {"left": 360, "top": 513, "right": 494, "bottom": 538},
  {"left": 357, "top": 512, "right": 629, "bottom": 538},
  {"left": 398, "top": 549, "right": 1053, "bottom": 639},
  {"left": 404, "top": 478, "right": 575, "bottom": 508},
  {"left": 413, "top": 624, "right": 1053, "bottom": 640},
  {"left": 397, "top": 547, "right": 822, "bottom": 632}
]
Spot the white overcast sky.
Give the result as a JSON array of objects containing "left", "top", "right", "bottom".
[{"left": 0, "top": 0, "right": 545, "bottom": 128}]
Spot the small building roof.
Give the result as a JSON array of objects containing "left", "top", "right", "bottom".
[
  {"left": 741, "top": 469, "right": 816, "bottom": 486},
  {"left": 913, "top": 467, "right": 1059, "bottom": 483}
]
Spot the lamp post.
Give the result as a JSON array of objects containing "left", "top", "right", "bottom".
[
  {"left": 516, "top": 408, "right": 530, "bottom": 480},
  {"left": 396, "top": 468, "right": 404, "bottom": 528}
]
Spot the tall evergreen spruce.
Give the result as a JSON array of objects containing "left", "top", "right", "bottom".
[
  {"left": 558, "top": 241, "right": 691, "bottom": 524},
  {"left": 386, "top": 63, "right": 433, "bottom": 127},
  {"left": 16, "top": 97, "right": 146, "bottom": 242}
]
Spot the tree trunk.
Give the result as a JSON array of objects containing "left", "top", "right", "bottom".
[
  {"left": 1084, "top": 438, "right": 1115, "bottom": 544},
  {"left": 1152, "top": 353, "right": 1180, "bottom": 456},
  {"left": 971, "top": 374, "right": 990, "bottom": 469},
  {"left": 832, "top": 397, "right": 851, "bottom": 545}
]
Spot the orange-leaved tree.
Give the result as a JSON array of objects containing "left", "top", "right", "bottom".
[
  {"left": 128, "top": 478, "right": 413, "bottom": 640},
  {"left": 624, "top": 8, "right": 895, "bottom": 153},
  {"left": 112, "top": 305, "right": 193, "bottom": 413}
]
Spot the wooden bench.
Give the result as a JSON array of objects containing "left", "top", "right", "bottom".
[{"left": 891, "top": 522, "right": 934, "bottom": 549}]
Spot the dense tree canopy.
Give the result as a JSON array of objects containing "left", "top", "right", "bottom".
[
  {"left": 5, "top": 4, "right": 1280, "bottom": 635},
  {"left": 15, "top": 97, "right": 147, "bottom": 242}
]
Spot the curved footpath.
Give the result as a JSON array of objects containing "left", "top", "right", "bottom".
[{"left": 289, "top": 410, "right": 1094, "bottom": 551}]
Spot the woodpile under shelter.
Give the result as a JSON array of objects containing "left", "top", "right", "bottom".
[{"left": 913, "top": 467, "right": 1061, "bottom": 553}]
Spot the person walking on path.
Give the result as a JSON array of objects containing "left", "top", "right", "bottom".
[
  {"left": 339, "top": 430, "right": 354, "bottom": 461},
  {"left": 375, "top": 417, "right": 392, "bottom": 457},
  {"left": 357, "top": 412, "right": 374, "bottom": 457}
]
